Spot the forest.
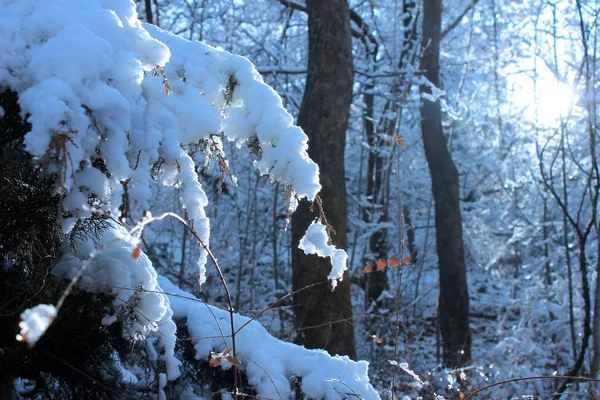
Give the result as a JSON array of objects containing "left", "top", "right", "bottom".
[{"left": 0, "top": 0, "right": 599, "bottom": 399}]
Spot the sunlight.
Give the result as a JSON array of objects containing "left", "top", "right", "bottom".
[
  {"left": 535, "top": 80, "right": 577, "bottom": 126},
  {"left": 508, "top": 72, "right": 578, "bottom": 127}
]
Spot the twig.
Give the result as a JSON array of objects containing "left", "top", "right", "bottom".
[
  {"left": 130, "top": 212, "right": 239, "bottom": 396},
  {"left": 441, "top": 0, "right": 481, "bottom": 40},
  {"left": 465, "top": 375, "right": 600, "bottom": 400},
  {"left": 390, "top": 138, "right": 405, "bottom": 397}
]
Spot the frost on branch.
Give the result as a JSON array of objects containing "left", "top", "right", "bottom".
[{"left": 299, "top": 220, "right": 349, "bottom": 290}]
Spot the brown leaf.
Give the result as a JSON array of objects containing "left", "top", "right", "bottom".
[
  {"left": 132, "top": 247, "right": 141, "bottom": 260},
  {"left": 222, "top": 348, "right": 232, "bottom": 356},
  {"left": 394, "top": 135, "right": 405, "bottom": 146},
  {"left": 389, "top": 256, "right": 399, "bottom": 267},
  {"left": 226, "top": 356, "right": 241, "bottom": 366},
  {"left": 401, "top": 256, "right": 412, "bottom": 266},
  {"left": 363, "top": 261, "right": 374, "bottom": 273},
  {"left": 376, "top": 258, "right": 386, "bottom": 270},
  {"left": 209, "top": 356, "right": 222, "bottom": 368},
  {"left": 371, "top": 335, "right": 383, "bottom": 344}
]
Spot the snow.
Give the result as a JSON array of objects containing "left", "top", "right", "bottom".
[
  {"left": 299, "top": 220, "right": 349, "bottom": 289},
  {"left": 0, "top": 0, "right": 374, "bottom": 396},
  {"left": 159, "top": 276, "right": 380, "bottom": 400},
  {"left": 48, "top": 222, "right": 378, "bottom": 398},
  {"left": 53, "top": 222, "right": 182, "bottom": 380},
  {"left": 15, "top": 304, "right": 57, "bottom": 347},
  {"left": 1, "top": 0, "right": 321, "bottom": 288}
]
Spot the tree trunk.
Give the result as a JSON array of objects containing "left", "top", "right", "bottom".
[
  {"left": 419, "top": 0, "right": 471, "bottom": 367},
  {"left": 144, "top": 0, "right": 153, "bottom": 24},
  {"left": 291, "top": 0, "right": 356, "bottom": 358},
  {"left": 363, "top": 86, "right": 388, "bottom": 304},
  {"left": 592, "top": 247, "right": 600, "bottom": 376}
]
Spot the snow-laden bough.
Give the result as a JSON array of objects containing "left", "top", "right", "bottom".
[{"left": 1, "top": 0, "right": 363, "bottom": 397}]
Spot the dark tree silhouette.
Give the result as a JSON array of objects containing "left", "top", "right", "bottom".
[
  {"left": 419, "top": 0, "right": 472, "bottom": 367},
  {"left": 291, "top": 0, "right": 356, "bottom": 358}
]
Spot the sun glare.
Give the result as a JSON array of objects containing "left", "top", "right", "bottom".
[
  {"left": 535, "top": 80, "right": 577, "bottom": 126},
  {"left": 508, "top": 73, "right": 578, "bottom": 128}
]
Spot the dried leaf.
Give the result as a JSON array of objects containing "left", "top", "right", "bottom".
[
  {"left": 226, "top": 356, "right": 241, "bottom": 365},
  {"left": 132, "top": 247, "right": 141, "bottom": 260},
  {"left": 394, "top": 135, "right": 405, "bottom": 146},
  {"left": 389, "top": 256, "right": 399, "bottom": 267},
  {"left": 364, "top": 261, "right": 374, "bottom": 273},
  {"left": 401, "top": 256, "right": 412, "bottom": 266},
  {"left": 209, "top": 356, "right": 222, "bottom": 368},
  {"left": 222, "top": 348, "right": 232, "bottom": 356},
  {"left": 371, "top": 335, "right": 383, "bottom": 344},
  {"left": 376, "top": 258, "right": 386, "bottom": 270}
]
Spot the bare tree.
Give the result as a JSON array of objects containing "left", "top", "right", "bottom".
[
  {"left": 420, "top": 0, "right": 472, "bottom": 367},
  {"left": 291, "top": 0, "right": 356, "bottom": 358}
]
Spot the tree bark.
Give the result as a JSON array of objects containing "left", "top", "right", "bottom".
[
  {"left": 291, "top": 0, "right": 356, "bottom": 358},
  {"left": 419, "top": 0, "right": 472, "bottom": 367},
  {"left": 144, "top": 0, "right": 153, "bottom": 24}
]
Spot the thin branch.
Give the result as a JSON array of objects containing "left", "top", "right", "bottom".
[
  {"left": 441, "top": 0, "right": 480, "bottom": 40},
  {"left": 465, "top": 375, "right": 600, "bottom": 400},
  {"left": 275, "top": 0, "right": 306, "bottom": 13},
  {"left": 131, "top": 212, "right": 240, "bottom": 397}
]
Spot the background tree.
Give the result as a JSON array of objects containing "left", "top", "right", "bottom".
[{"left": 420, "top": 0, "right": 472, "bottom": 367}]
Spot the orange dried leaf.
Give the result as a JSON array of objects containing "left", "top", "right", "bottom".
[
  {"left": 209, "top": 356, "right": 222, "bottom": 368},
  {"left": 222, "top": 348, "right": 232, "bottom": 356},
  {"left": 226, "top": 356, "right": 241, "bottom": 366},
  {"left": 401, "top": 256, "right": 412, "bottom": 266},
  {"left": 394, "top": 135, "right": 405, "bottom": 146},
  {"left": 132, "top": 247, "right": 141, "bottom": 260},
  {"left": 376, "top": 258, "right": 386, "bottom": 270},
  {"left": 371, "top": 335, "right": 383, "bottom": 344},
  {"left": 389, "top": 256, "right": 399, "bottom": 267},
  {"left": 364, "top": 261, "right": 374, "bottom": 273}
]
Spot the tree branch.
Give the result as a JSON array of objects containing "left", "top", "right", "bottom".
[
  {"left": 441, "top": 0, "right": 480, "bottom": 40},
  {"left": 349, "top": 9, "right": 379, "bottom": 56},
  {"left": 276, "top": 0, "right": 379, "bottom": 53},
  {"left": 276, "top": 0, "right": 306, "bottom": 13}
]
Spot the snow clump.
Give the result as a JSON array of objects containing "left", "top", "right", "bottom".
[
  {"left": 15, "top": 304, "right": 57, "bottom": 347},
  {"left": 299, "top": 220, "right": 349, "bottom": 289},
  {"left": 0, "top": 0, "right": 321, "bottom": 287}
]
